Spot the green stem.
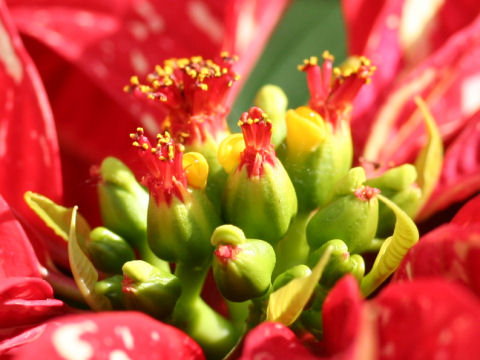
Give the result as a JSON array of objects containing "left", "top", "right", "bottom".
[
  {"left": 274, "top": 211, "right": 312, "bottom": 277},
  {"left": 137, "top": 239, "right": 171, "bottom": 273},
  {"left": 173, "top": 262, "right": 238, "bottom": 360},
  {"left": 43, "top": 267, "right": 85, "bottom": 304},
  {"left": 226, "top": 300, "right": 250, "bottom": 333}
]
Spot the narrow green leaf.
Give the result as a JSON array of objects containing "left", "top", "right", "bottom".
[
  {"left": 68, "top": 206, "right": 112, "bottom": 311},
  {"left": 361, "top": 195, "right": 419, "bottom": 297},
  {"left": 413, "top": 96, "right": 443, "bottom": 217},
  {"left": 24, "top": 191, "right": 89, "bottom": 243},
  {"left": 266, "top": 246, "right": 332, "bottom": 326}
]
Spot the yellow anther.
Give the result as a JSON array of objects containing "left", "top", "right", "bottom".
[
  {"left": 322, "top": 50, "right": 334, "bottom": 61},
  {"left": 217, "top": 133, "right": 246, "bottom": 174},
  {"left": 132, "top": 141, "right": 139, "bottom": 147},
  {"left": 182, "top": 152, "right": 209, "bottom": 189},
  {"left": 137, "top": 127, "right": 144, "bottom": 133},
  {"left": 220, "top": 51, "right": 229, "bottom": 58},
  {"left": 142, "top": 143, "right": 149, "bottom": 150},
  {"left": 298, "top": 56, "right": 319, "bottom": 71},
  {"left": 286, "top": 106, "right": 328, "bottom": 154},
  {"left": 191, "top": 56, "right": 203, "bottom": 63},
  {"left": 199, "top": 83, "right": 209, "bottom": 91},
  {"left": 130, "top": 76, "right": 140, "bottom": 85}
]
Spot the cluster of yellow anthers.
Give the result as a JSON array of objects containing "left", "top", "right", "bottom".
[
  {"left": 125, "top": 52, "right": 240, "bottom": 98},
  {"left": 298, "top": 50, "right": 375, "bottom": 85},
  {"left": 334, "top": 56, "right": 376, "bottom": 84},
  {"left": 130, "top": 128, "right": 183, "bottom": 161},
  {"left": 237, "top": 109, "right": 270, "bottom": 127}
]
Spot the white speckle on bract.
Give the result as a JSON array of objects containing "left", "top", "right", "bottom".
[
  {"left": 0, "top": 19, "right": 23, "bottom": 84},
  {"left": 135, "top": 1, "right": 165, "bottom": 33},
  {"left": 52, "top": 321, "right": 98, "bottom": 360},
  {"left": 129, "top": 21, "right": 149, "bottom": 41},
  {"left": 252, "top": 352, "right": 275, "bottom": 360},
  {"left": 187, "top": 0, "right": 223, "bottom": 44},
  {"left": 235, "top": 1, "right": 256, "bottom": 54},
  {"left": 461, "top": 73, "right": 480, "bottom": 118},
  {"left": 151, "top": 331, "right": 160, "bottom": 341},
  {"left": 130, "top": 50, "right": 149, "bottom": 75},
  {"left": 385, "top": 14, "right": 399, "bottom": 30},
  {"left": 0, "top": 94, "right": 11, "bottom": 157},
  {"left": 114, "top": 326, "right": 134, "bottom": 350},
  {"left": 92, "top": 61, "right": 108, "bottom": 78},
  {"left": 405, "top": 261, "right": 413, "bottom": 281},
  {"left": 400, "top": 0, "right": 443, "bottom": 64},
  {"left": 141, "top": 113, "right": 160, "bottom": 135},
  {"left": 381, "top": 341, "right": 395, "bottom": 357},
  {"left": 109, "top": 350, "right": 132, "bottom": 360},
  {"left": 75, "top": 11, "right": 96, "bottom": 28}
]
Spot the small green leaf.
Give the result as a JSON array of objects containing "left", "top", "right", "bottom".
[
  {"left": 68, "top": 206, "right": 112, "bottom": 311},
  {"left": 361, "top": 195, "right": 419, "bottom": 297},
  {"left": 413, "top": 96, "right": 443, "bottom": 218},
  {"left": 24, "top": 191, "right": 89, "bottom": 243},
  {"left": 266, "top": 246, "right": 332, "bottom": 326}
]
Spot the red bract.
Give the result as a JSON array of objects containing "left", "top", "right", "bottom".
[
  {"left": 241, "top": 275, "right": 480, "bottom": 359},
  {"left": 0, "top": 196, "right": 65, "bottom": 354},
  {"left": 7, "top": 312, "right": 205, "bottom": 359},
  {"left": 342, "top": 0, "right": 480, "bottom": 216},
  {"left": 0, "top": 0, "right": 64, "bottom": 264},
  {"left": 394, "top": 194, "right": 480, "bottom": 296}
]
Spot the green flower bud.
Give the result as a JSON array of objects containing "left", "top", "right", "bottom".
[
  {"left": 365, "top": 164, "right": 421, "bottom": 237},
  {"left": 279, "top": 106, "right": 353, "bottom": 211},
  {"left": 254, "top": 85, "right": 288, "bottom": 147},
  {"left": 129, "top": 129, "right": 221, "bottom": 266},
  {"left": 272, "top": 264, "right": 311, "bottom": 291},
  {"left": 122, "top": 260, "right": 181, "bottom": 319},
  {"left": 220, "top": 107, "right": 297, "bottom": 245},
  {"left": 86, "top": 227, "right": 135, "bottom": 274},
  {"left": 307, "top": 169, "right": 380, "bottom": 254},
  {"left": 308, "top": 240, "right": 365, "bottom": 288},
  {"left": 211, "top": 225, "right": 276, "bottom": 302},
  {"left": 95, "top": 275, "right": 124, "bottom": 309},
  {"left": 97, "top": 157, "right": 149, "bottom": 244},
  {"left": 148, "top": 189, "right": 221, "bottom": 266},
  {"left": 365, "top": 164, "right": 417, "bottom": 191}
]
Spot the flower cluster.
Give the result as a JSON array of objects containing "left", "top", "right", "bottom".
[{"left": 20, "top": 51, "right": 428, "bottom": 360}]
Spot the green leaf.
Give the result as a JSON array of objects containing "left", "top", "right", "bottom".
[
  {"left": 413, "top": 96, "right": 443, "bottom": 218},
  {"left": 68, "top": 206, "right": 112, "bottom": 311},
  {"left": 24, "top": 191, "right": 89, "bottom": 243},
  {"left": 266, "top": 246, "right": 332, "bottom": 326},
  {"left": 361, "top": 195, "right": 419, "bottom": 297},
  {"left": 229, "top": 0, "right": 346, "bottom": 127}
]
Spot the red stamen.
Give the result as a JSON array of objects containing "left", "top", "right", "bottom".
[
  {"left": 237, "top": 107, "right": 276, "bottom": 178},
  {"left": 125, "top": 54, "right": 239, "bottom": 145},
  {"left": 298, "top": 53, "right": 375, "bottom": 127},
  {"left": 354, "top": 186, "right": 381, "bottom": 201},
  {"left": 130, "top": 128, "right": 187, "bottom": 205},
  {"left": 214, "top": 245, "right": 240, "bottom": 265}
]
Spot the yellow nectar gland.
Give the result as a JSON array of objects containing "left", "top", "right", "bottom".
[
  {"left": 286, "top": 106, "right": 328, "bottom": 154},
  {"left": 217, "top": 133, "right": 246, "bottom": 174},
  {"left": 182, "top": 152, "right": 209, "bottom": 189}
]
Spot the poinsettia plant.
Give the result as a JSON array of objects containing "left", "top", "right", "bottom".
[{"left": 1, "top": 0, "right": 480, "bottom": 359}]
